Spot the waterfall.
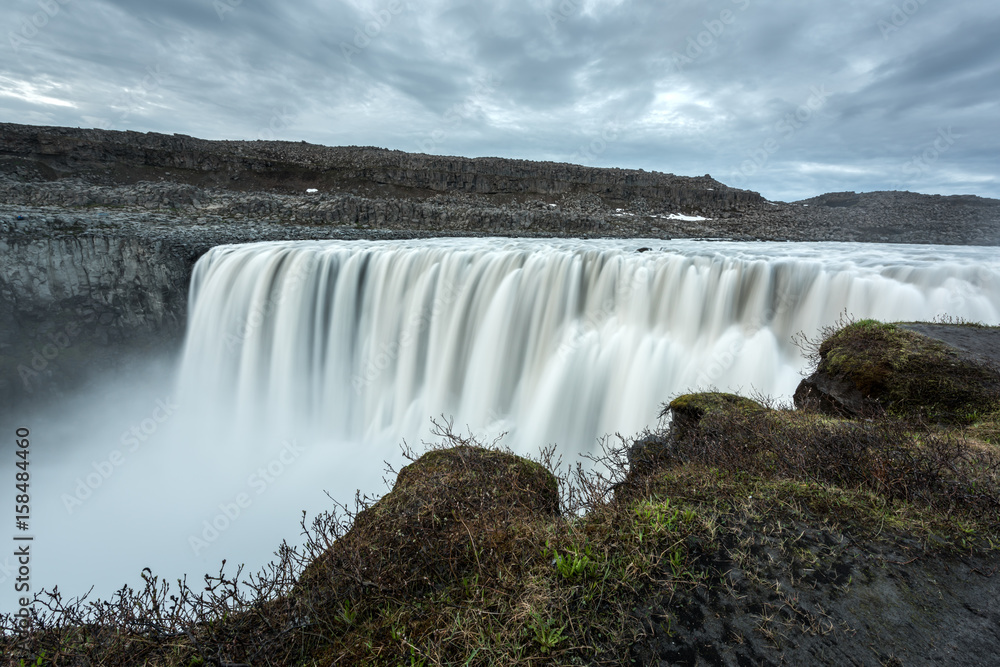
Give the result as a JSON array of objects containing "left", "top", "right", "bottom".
[
  {"left": 13, "top": 237, "right": 1000, "bottom": 612},
  {"left": 178, "top": 238, "right": 1000, "bottom": 455}
]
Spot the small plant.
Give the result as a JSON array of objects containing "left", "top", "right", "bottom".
[
  {"left": 548, "top": 542, "right": 597, "bottom": 580},
  {"left": 336, "top": 599, "right": 357, "bottom": 626},
  {"left": 634, "top": 498, "right": 681, "bottom": 537},
  {"left": 528, "top": 611, "right": 567, "bottom": 653},
  {"left": 667, "top": 546, "right": 687, "bottom": 578},
  {"left": 404, "top": 645, "right": 427, "bottom": 667},
  {"left": 19, "top": 652, "right": 46, "bottom": 667}
]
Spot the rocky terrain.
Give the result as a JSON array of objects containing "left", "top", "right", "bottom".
[{"left": 2, "top": 122, "right": 999, "bottom": 245}]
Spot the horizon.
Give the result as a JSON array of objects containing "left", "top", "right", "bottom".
[{"left": 1, "top": 1, "right": 999, "bottom": 202}]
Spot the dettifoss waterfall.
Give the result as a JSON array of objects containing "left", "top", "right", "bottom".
[
  {"left": 178, "top": 238, "right": 1000, "bottom": 452},
  {"left": 14, "top": 238, "right": 1000, "bottom": 610}
]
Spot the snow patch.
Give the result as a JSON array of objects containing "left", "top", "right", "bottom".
[{"left": 663, "top": 213, "right": 711, "bottom": 222}]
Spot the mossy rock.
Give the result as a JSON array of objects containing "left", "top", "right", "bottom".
[
  {"left": 297, "top": 445, "right": 557, "bottom": 605},
  {"left": 800, "top": 320, "right": 1000, "bottom": 425},
  {"left": 665, "top": 392, "right": 766, "bottom": 443},
  {"left": 624, "top": 393, "right": 766, "bottom": 477}
]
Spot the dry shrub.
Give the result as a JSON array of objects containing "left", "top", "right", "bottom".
[
  {"left": 0, "top": 421, "right": 590, "bottom": 666},
  {"left": 0, "top": 557, "right": 307, "bottom": 666},
  {"left": 660, "top": 393, "right": 1000, "bottom": 522}
]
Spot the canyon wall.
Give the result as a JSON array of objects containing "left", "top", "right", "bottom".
[{"left": 0, "top": 222, "right": 192, "bottom": 407}]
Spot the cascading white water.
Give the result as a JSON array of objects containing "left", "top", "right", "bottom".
[
  {"left": 179, "top": 238, "right": 1000, "bottom": 455},
  {"left": 9, "top": 238, "right": 999, "bottom": 614}
]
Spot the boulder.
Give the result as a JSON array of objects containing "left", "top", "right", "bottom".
[
  {"left": 794, "top": 320, "right": 1000, "bottom": 424},
  {"left": 665, "top": 392, "right": 765, "bottom": 443},
  {"left": 297, "top": 445, "right": 558, "bottom": 603},
  {"left": 627, "top": 393, "right": 766, "bottom": 475},
  {"left": 793, "top": 369, "right": 867, "bottom": 417}
]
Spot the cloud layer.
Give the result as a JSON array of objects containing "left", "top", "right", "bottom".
[{"left": 3, "top": 0, "right": 998, "bottom": 201}]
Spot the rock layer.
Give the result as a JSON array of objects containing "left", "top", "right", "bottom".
[
  {"left": 0, "top": 231, "right": 191, "bottom": 406},
  {"left": 2, "top": 122, "right": 998, "bottom": 244},
  {"left": 0, "top": 122, "right": 762, "bottom": 216}
]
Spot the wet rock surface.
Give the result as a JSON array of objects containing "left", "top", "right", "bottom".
[
  {"left": 898, "top": 323, "right": 1000, "bottom": 369},
  {"left": 633, "top": 534, "right": 1000, "bottom": 667},
  {"left": 793, "top": 370, "right": 868, "bottom": 417},
  {"left": 628, "top": 390, "right": 1000, "bottom": 666}
]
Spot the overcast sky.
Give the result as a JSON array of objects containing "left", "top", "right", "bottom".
[{"left": 2, "top": 0, "right": 998, "bottom": 202}]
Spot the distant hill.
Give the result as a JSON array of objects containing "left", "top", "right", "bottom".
[{"left": 1, "top": 122, "right": 998, "bottom": 245}]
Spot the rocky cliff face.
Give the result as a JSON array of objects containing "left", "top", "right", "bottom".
[
  {"left": 0, "top": 218, "right": 192, "bottom": 407},
  {"left": 0, "top": 202, "right": 465, "bottom": 410},
  {"left": 4, "top": 122, "right": 997, "bottom": 244},
  {"left": 0, "top": 122, "right": 763, "bottom": 217},
  {"left": 793, "top": 190, "right": 1000, "bottom": 245}
]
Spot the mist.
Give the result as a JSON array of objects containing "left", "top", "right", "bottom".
[
  {"left": 0, "top": 352, "right": 405, "bottom": 613},
  {"left": 3, "top": 237, "right": 998, "bottom": 615}
]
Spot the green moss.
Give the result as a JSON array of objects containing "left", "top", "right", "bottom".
[
  {"left": 666, "top": 392, "right": 766, "bottom": 442},
  {"left": 818, "top": 321, "right": 1000, "bottom": 425},
  {"left": 638, "top": 464, "right": 996, "bottom": 551},
  {"left": 667, "top": 391, "right": 763, "bottom": 416}
]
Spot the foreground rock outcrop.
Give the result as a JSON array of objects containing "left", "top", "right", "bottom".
[
  {"left": 795, "top": 320, "right": 1000, "bottom": 424},
  {"left": 298, "top": 444, "right": 559, "bottom": 602}
]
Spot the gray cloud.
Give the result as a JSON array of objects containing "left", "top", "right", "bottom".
[{"left": 2, "top": 0, "right": 998, "bottom": 201}]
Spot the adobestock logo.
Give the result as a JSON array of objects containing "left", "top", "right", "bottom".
[
  {"left": 188, "top": 439, "right": 305, "bottom": 556},
  {"left": 16, "top": 322, "right": 82, "bottom": 393},
  {"left": 339, "top": 0, "right": 409, "bottom": 63},
  {"left": 730, "top": 85, "right": 831, "bottom": 187},
  {"left": 878, "top": 0, "right": 933, "bottom": 39},
  {"left": 668, "top": 0, "right": 753, "bottom": 73},
  {"left": 901, "top": 127, "right": 957, "bottom": 179},
  {"left": 60, "top": 397, "right": 180, "bottom": 514},
  {"left": 8, "top": 0, "right": 72, "bottom": 53}
]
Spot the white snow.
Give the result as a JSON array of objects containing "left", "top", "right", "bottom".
[{"left": 663, "top": 213, "right": 711, "bottom": 222}]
